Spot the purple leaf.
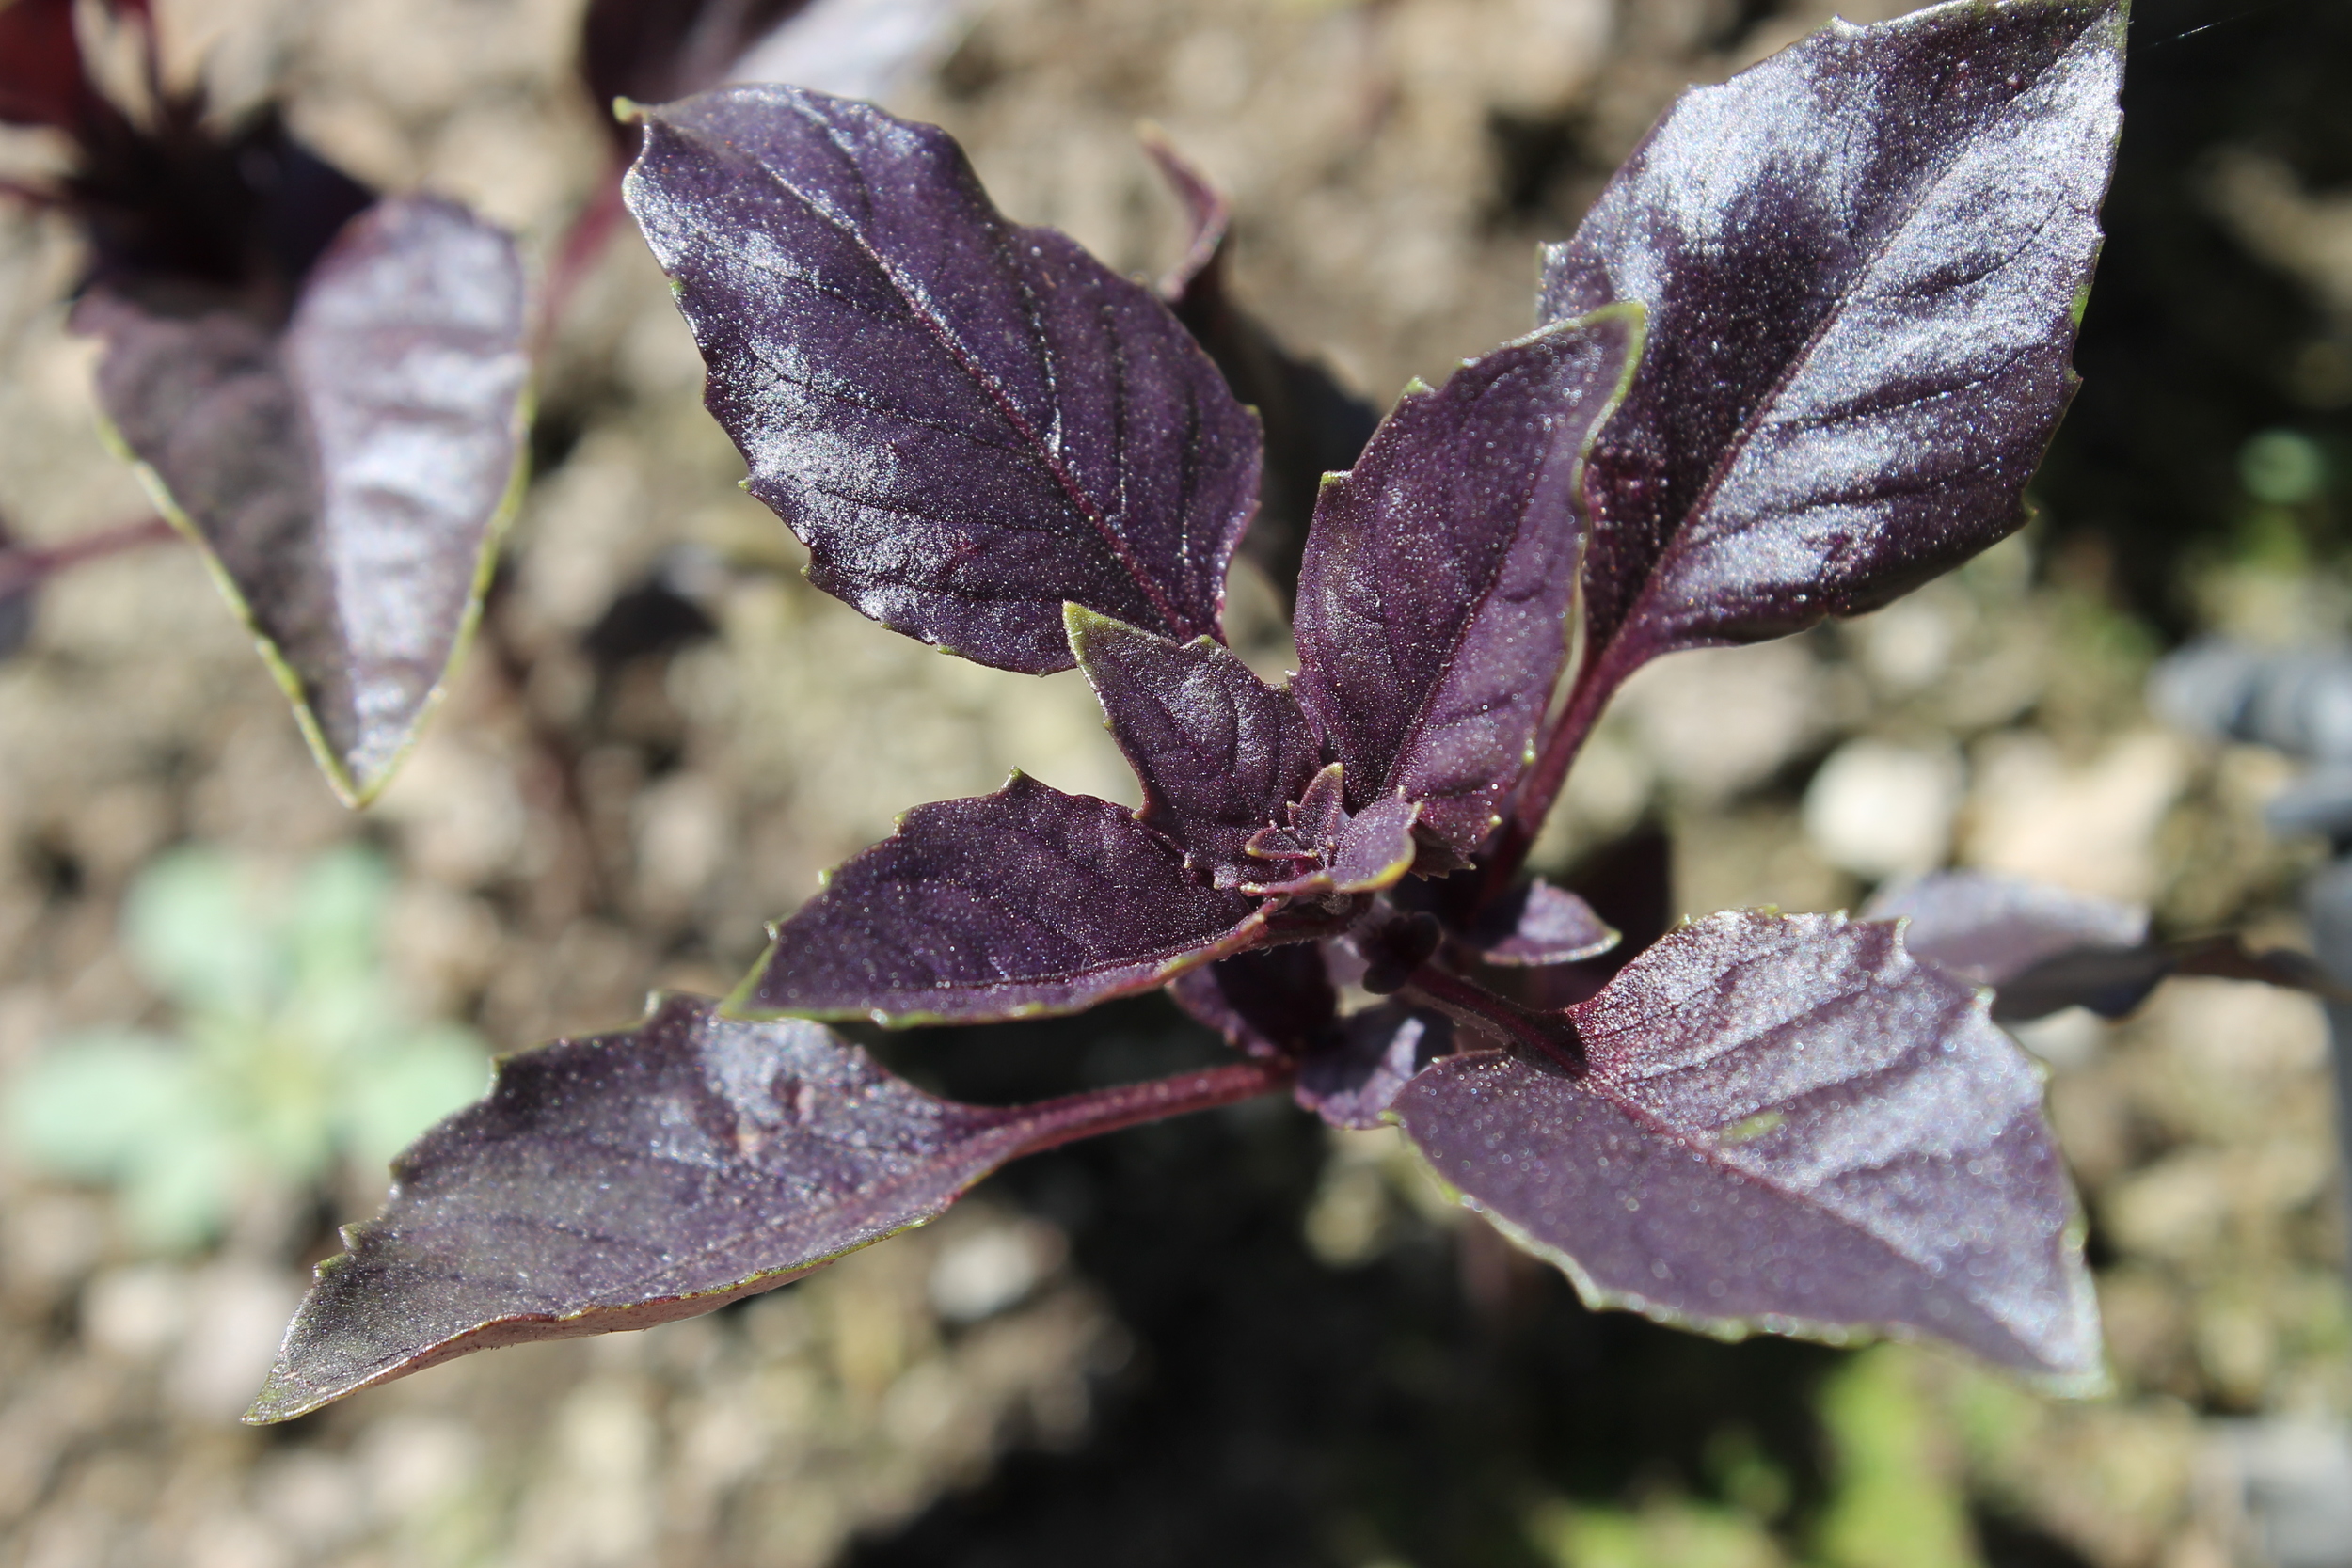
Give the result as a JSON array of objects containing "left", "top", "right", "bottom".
[
  {"left": 626, "top": 87, "right": 1262, "bottom": 673},
  {"left": 1392, "top": 911, "right": 2101, "bottom": 1384},
  {"left": 1065, "top": 604, "right": 1321, "bottom": 881},
  {"left": 1461, "top": 879, "right": 1619, "bottom": 967},
  {"left": 0, "top": 0, "right": 90, "bottom": 131},
  {"left": 78, "top": 196, "right": 530, "bottom": 805},
  {"left": 1168, "top": 944, "right": 1338, "bottom": 1060},
  {"left": 1139, "top": 129, "right": 1379, "bottom": 597},
  {"left": 1293, "top": 309, "right": 1639, "bottom": 853},
  {"left": 1542, "top": 0, "right": 2124, "bottom": 697},
  {"left": 729, "top": 773, "right": 1266, "bottom": 1025},
  {"left": 582, "top": 0, "right": 808, "bottom": 136},
  {"left": 725, "top": 0, "right": 967, "bottom": 104},
  {"left": 1295, "top": 1004, "right": 1452, "bottom": 1131},
  {"left": 247, "top": 994, "right": 1288, "bottom": 1422},
  {"left": 1140, "top": 127, "right": 1229, "bottom": 308},
  {"left": 1237, "top": 765, "right": 1420, "bottom": 898},
  {"left": 1861, "top": 870, "right": 2147, "bottom": 988}
]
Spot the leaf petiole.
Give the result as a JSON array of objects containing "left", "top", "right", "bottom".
[
  {"left": 1000, "top": 1056, "right": 1299, "bottom": 1157},
  {"left": 1396, "top": 963, "right": 1582, "bottom": 1075},
  {"left": 0, "top": 515, "right": 177, "bottom": 598}
]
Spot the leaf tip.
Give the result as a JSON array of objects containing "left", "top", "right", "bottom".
[{"left": 241, "top": 1366, "right": 324, "bottom": 1426}]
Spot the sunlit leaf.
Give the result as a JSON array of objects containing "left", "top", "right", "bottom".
[
  {"left": 251, "top": 995, "right": 1287, "bottom": 1421},
  {"left": 252, "top": 997, "right": 1064, "bottom": 1420},
  {"left": 729, "top": 773, "right": 1266, "bottom": 1025},
  {"left": 1542, "top": 0, "right": 2123, "bottom": 705},
  {"left": 1066, "top": 604, "right": 1321, "bottom": 883},
  {"left": 1393, "top": 911, "right": 2101, "bottom": 1384},
  {"left": 1293, "top": 309, "right": 1638, "bottom": 853},
  {"left": 627, "top": 86, "right": 1261, "bottom": 673},
  {"left": 81, "top": 195, "right": 530, "bottom": 804}
]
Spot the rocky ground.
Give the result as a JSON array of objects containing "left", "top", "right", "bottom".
[{"left": 2, "top": 0, "right": 2352, "bottom": 1563}]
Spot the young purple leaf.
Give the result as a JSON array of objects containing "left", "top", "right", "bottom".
[
  {"left": 1539, "top": 0, "right": 2124, "bottom": 703},
  {"left": 79, "top": 196, "right": 529, "bottom": 805},
  {"left": 1460, "top": 878, "right": 1618, "bottom": 967},
  {"left": 1140, "top": 126, "right": 1228, "bottom": 308},
  {"left": 1168, "top": 944, "right": 1339, "bottom": 1060},
  {"left": 626, "top": 87, "right": 1262, "bottom": 674},
  {"left": 1295, "top": 1004, "right": 1452, "bottom": 1131},
  {"left": 1861, "top": 870, "right": 2147, "bottom": 988},
  {"left": 729, "top": 773, "right": 1266, "bottom": 1026},
  {"left": 1238, "top": 766, "right": 1420, "bottom": 898},
  {"left": 248, "top": 994, "right": 1290, "bottom": 1422},
  {"left": 1392, "top": 911, "right": 2102, "bottom": 1386},
  {"left": 1065, "top": 604, "right": 1322, "bottom": 881},
  {"left": 1293, "top": 307, "right": 1639, "bottom": 855}
]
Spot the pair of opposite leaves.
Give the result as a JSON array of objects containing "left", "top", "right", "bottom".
[{"left": 250, "top": 0, "right": 2125, "bottom": 1422}]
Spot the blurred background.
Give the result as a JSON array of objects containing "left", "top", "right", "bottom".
[{"left": 2, "top": 0, "right": 2351, "bottom": 1563}]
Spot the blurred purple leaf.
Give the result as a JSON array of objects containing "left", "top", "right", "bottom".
[
  {"left": 1461, "top": 879, "right": 1618, "bottom": 967},
  {"left": 1393, "top": 911, "right": 2102, "bottom": 1383},
  {"left": 729, "top": 773, "right": 1266, "bottom": 1025},
  {"left": 1295, "top": 1004, "right": 1451, "bottom": 1131},
  {"left": 1168, "top": 944, "right": 1338, "bottom": 1060},
  {"left": 0, "top": 0, "right": 92, "bottom": 131},
  {"left": 1867, "top": 873, "right": 2340, "bottom": 1022},
  {"left": 1066, "top": 605, "right": 1321, "bottom": 882},
  {"left": 1542, "top": 0, "right": 2123, "bottom": 702},
  {"left": 78, "top": 195, "right": 529, "bottom": 804},
  {"left": 1862, "top": 869, "right": 2147, "bottom": 987},
  {"left": 1139, "top": 129, "right": 1378, "bottom": 596},
  {"left": 726, "top": 0, "right": 966, "bottom": 104},
  {"left": 582, "top": 0, "right": 965, "bottom": 152},
  {"left": 627, "top": 87, "right": 1261, "bottom": 673},
  {"left": 1294, "top": 309, "right": 1638, "bottom": 854},
  {"left": 250, "top": 994, "right": 1287, "bottom": 1421},
  {"left": 582, "top": 0, "right": 810, "bottom": 135},
  {"left": 1141, "top": 126, "right": 1228, "bottom": 307}
]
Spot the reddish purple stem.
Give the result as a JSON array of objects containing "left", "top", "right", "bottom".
[
  {"left": 533, "top": 166, "right": 630, "bottom": 359},
  {"left": 1005, "top": 1055, "right": 1295, "bottom": 1157},
  {"left": 0, "top": 515, "right": 178, "bottom": 598},
  {"left": 1400, "top": 962, "right": 1583, "bottom": 1074}
]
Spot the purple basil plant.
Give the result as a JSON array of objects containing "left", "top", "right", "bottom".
[{"left": 248, "top": 0, "right": 2137, "bottom": 1421}]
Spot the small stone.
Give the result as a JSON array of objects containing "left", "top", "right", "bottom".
[{"left": 1802, "top": 737, "right": 1963, "bottom": 879}]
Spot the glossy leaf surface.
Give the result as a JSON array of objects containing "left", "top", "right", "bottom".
[
  {"left": 731, "top": 773, "right": 1264, "bottom": 1025},
  {"left": 251, "top": 995, "right": 1285, "bottom": 1421},
  {"left": 83, "top": 196, "right": 529, "bottom": 804},
  {"left": 1294, "top": 309, "right": 1637, "bottom": 853},
  {"left": 1394, "top": 911, "right": 2100, "bottom": 1382},
  {"left": 1541, "top": 0, "right": 2124, "bottom": 690},
  {"left": 628, "top": 86, "right": 1261, "bottom": 673},
  {"left": 1066, "top": 605, "right": 1320, "bottom": 881}
]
